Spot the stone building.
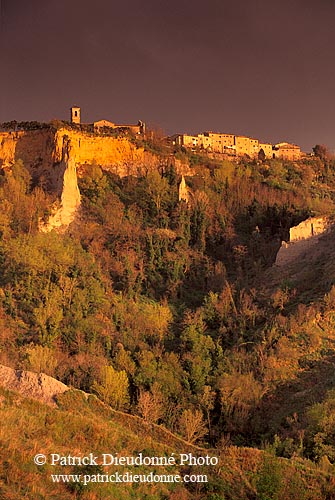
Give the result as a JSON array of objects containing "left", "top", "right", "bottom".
[
  {"left": 93, "top": 119, "right": 116, "bottom": 130},
  {"left": 202, "top": 132, "right": 235, "bottom": 153},
  {"left": 171, "top": 131, "right": 276, "bottom": 158},
  {"left": 273, "top": 142, "right": 301, "bottom": 160},
  {"left": 173, "top": 134, "right": 199, "bottom": 148},
  {"left": 234, "top": 135, "right": 259, "bottom": 156},
  {"left": 259, "top": 143, "right": 273, "bottom": 158},
  {"left": 172, "top": 129, "right": 304, "bottom": 160},
  {"left": 70, "top": 107, "right": 145, "bottom": 135},
  {"left": 94, "top": 118, "right": 145, "bottom": 135},
  {"left": 70, "top": 106, "right": 81, "bottom": 124}
]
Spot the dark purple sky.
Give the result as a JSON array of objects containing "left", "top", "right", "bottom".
[{"left": 1, "top": 0, "right": 335, "bottom": 151}]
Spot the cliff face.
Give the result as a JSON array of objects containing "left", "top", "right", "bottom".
[
  {"left": 40, "top": 138, "right": 81, "bottom": 232},
  {"left": 0, "top": 126, "right": 192, "bottom": 230},
  {"left": 0, "top": 128, "right": 148, "bottom": 189},
  {"left": 0, "top": 127, "right": 191, "bottom": 178},
  {"left": 53, "top": 129, "right": 146, "bottom": 175},
  {"left": 0, "top": 129, "right": 56, "bottom": 180},
  {"left": 0, "top": 132, "right": 21, "bottom": 166},
  {"left": 53, "top": 130, "right": 193, "bottom": 177}
]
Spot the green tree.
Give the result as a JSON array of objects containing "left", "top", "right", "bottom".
[
  {"left": 181, "top": 312, "right": 215, "bottom": 394},
  {"left": 258, "top": 148, "right": 266, "bottom": 162},
  {"left": 93, "top": 365, "right": 129, "bottom": 410},
  {"left": 256, "top": 456, "right": 282, "bottom": 500},
  {"left": 146, "top": 170, "right": 170, "bottom": 215},
  {"left": 312, "top": 144, "right": 328, "bottom": 161}
]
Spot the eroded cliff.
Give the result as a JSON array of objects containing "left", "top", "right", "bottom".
[
  {"left": 0, "top": 128, "right": 148, "bottom": 188},
  {"left": 40, "top": 138, "right": 81, "bottom": 231},
  {"left": 0, "top": 126, "right": 192, "bottom": 231},
  {"left": 275, "top": 216, "right": 330, "bottom": 266}
]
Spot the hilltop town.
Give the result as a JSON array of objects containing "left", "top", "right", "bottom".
[
  {"left": 171, "top": 131, "right": 302, "bottom": 160},
  {"left": 0, "top": 106, "right": 312, "bottom": 232},
  {"left": 69, "top": 105, "right": 303, "bottom": 160},
  {"left": 0, "top": 106, "right": 303, "bottom": 171}
]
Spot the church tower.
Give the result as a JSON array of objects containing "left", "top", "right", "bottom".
[{"left": 70, "top": 106, "right": 81, "bottom": 124}]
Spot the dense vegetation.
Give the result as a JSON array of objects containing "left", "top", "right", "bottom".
[{"left": 2, "top": 144, "right": 335, "bottom": 498}]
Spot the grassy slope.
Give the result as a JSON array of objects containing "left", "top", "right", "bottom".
[{"left": 1, "top": 386, "right": 335, "bottom": 499}]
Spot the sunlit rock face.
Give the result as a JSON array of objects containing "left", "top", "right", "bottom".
[
  {"left": 289, "top": 216, "right": 329, "bottom": 241},
  {"left": 178, "top": 175, "right": 190, "bottom": 203},
  {"left": 40, "top": 139, "right": 81, "bottom": 232},
  {"left": 275, "top": 216, "right": 330, "bottom": 266},
  {"left": 0, "top": 126, "right": 193, "bottom": 231},
  {"left": 0, "top": 364, "right": 68, "bottom": 406}
]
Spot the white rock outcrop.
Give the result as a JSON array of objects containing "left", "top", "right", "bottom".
[
  {"left": 178, "top": 175, "right": 190, "bottom": 203},
  {"left": 275, "top": 216, "right": 329, "bottom": 266},
  {"left": 40, "top": 139, "right": 81, "bottom": 232},
  {"left": 289, "top": 216, "right": 329, "bottom": 241},
  {"left": 0, "top": 364, "right": 68, "bottom": 406}
]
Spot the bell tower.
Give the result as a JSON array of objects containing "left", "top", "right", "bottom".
[{"left": 70, "top": 106, "right": 81, "bottom": 124}]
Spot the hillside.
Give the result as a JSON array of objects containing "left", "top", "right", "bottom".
[
  {"left": 1, "top": 368, "right": 335, "bottom": 500},
  {"left": 265, "top": 221, "right": 335, "bottom": 305},
  {"left": 2, "top": 129, "right": 335, "bottom": 497}
]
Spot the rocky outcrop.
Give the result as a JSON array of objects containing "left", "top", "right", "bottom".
[
  {"left": 53, "top": 129, "right": 146, "bottom": 175},
  {"left": 289, "top": 216, "right": 328, "bottom": 241},
  {"left": 275, "top": 216, "right": 330, "bottom": 266},
  {"left": 178, "top": 175, "right": 190, "bottom": 202},
  {"left": 0, "top": 364, "right": 68, "bottom": 406},
  {"left": 40, "top": 138, "right": 81, "bottom": 232},
  {"left": 0, "top": 126, "right": 195, "bottom": 231}
]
